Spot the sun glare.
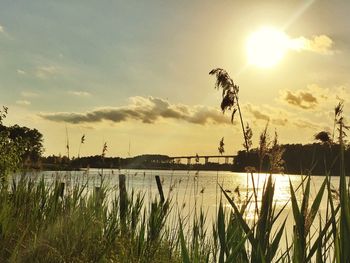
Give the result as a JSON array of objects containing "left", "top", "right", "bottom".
[{"left": 246, "top": 27, "right": 290, "bottom": 68}]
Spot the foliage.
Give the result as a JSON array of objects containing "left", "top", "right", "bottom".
[
  {"left": 0, "top": 107, "right": 23, "bottom": 183},
  {"left": 218, "top": 137, "right": 225, "bottom": 155},
  {"left": 243, "top": 123, "right": 253, "bottom": 151},
  {"left": 0, "top": 106, "right": 43, "bottom": 170},
  {"left": 314, "top": 131, "right": 332, "bottom": 144},
  {"left": 0, "top": 124, "right": 44, "bottom": 163},
  {"left": 233, "top": 143, "right": 350, "bottom": 175},
  {"left": 0, "top": 176, "right": 178, "bottom": 263},
  {"left": 268, "top": 131, "right": 284, "bottom": 173}
]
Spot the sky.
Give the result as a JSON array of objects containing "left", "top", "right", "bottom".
[{"left": 1, "top": 0, "right": 350, "bottom": 157}]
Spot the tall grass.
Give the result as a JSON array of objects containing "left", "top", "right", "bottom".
[
  {"left": 0, "top": 175, "right": 182, "bottom": 262},
  {"left": 0, "top": 164, "right": 348, "bottom": 263}
]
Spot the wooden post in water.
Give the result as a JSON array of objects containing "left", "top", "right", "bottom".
[
  {"left": 59, "top": 182, "right": 65, "bottom": 199},
  {"left": 119, "top": 174, "right": 127, "bottom": 223},
  {"left": 155, "top": 175, "right": 165, "bottom": 203},
  {"left": 94, "top": 186, "right": 101, "bottom": 204}
]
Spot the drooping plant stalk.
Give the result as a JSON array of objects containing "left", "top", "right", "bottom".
[{"left": 209, "top": 68, "right": 250, "bottom": 152}]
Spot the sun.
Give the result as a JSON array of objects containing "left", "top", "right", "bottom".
[{"left": 246, "top": 27, "right": 290, "bottom": 68}]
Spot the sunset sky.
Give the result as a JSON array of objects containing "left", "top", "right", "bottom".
[{"left": 1, "top": 0, "right": 349, "bottom": 157}]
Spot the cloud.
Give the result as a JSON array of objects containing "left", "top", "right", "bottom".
[
  {"left": 36, "top": 66, "right": 59, "bottom": 79},
  {"left": 244, "top": 103, "right": 325, "bottom": 130},
  {"left": 293, "top": 119, "right": 320, "bottom": 130},
  {"left": 0, "top": 24, "right": 4, "bottom": 33},
  {"left": 39, "top": 96, "right": 229, "bottom": 125},
  {"left": 246, "top": 104, "right": 270, "bottom": 121},
  {"left": 290, "top": 35, "right": 334, "bottom": 55},
  {"left": 17, "top": 69, "right": 27, "bottom": 75},
  {"left": 16, "top": 100, "right": 31, "bottom": 106},
  {"left": 280, "top": 84, "right": 350, "bottom": 111},
  {"left": 272, "top": 118, "right": 289, "bottom": 126},
  {"left": 21, "top": 91, "right": 39, "bottom": 98},
  {"left": 282, "top": 90, "right": 318, "bottom": 109},
  {"left": 68, "top": 90, "right": 91, "bottom": 97},
  {"left": 245, "top": 104, "right": 289, "bottom": 126}
]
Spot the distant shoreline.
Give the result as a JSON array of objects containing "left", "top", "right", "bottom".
[{"left": 30, "top": 167, "right": 334, "bottom": 177}]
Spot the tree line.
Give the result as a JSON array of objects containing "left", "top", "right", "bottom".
[
  {"left": 0, "top": 104, "right": 348, "bottom": 175},
  {"left": 40, "top": 144, "right": 350, "bottom": 175},
  {"left": 234, "top": 143, "right": 350, "bottom": 175}
]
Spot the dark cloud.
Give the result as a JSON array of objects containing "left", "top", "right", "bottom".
[
  {"left": 39, "top": 96, "right": 229, "bottom": 125},
  {"left": 293, "top": 119, "right": 320, "bottom": 130},
  {"left": 271, "top": 119, "right": 288, "bottom": 126},
  {"left": 246, "top": 103, "right": 325, "bottom": 130},
  {"left": 283, "top": 90, "right": 318, "bottom": 109},
  {"left": 245, "top": 104, "right": 289, "bottom": 126},
  {"left": 246, "top": 104, "right": 270, "bottom": 121}
]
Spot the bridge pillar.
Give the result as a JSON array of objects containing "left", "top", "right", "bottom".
[
  {"left": 204, "top": 157, "right": 209, "bottom": 164},
  {"left": 187, "top": 157, "right": 191, "bottom": 165},
  {"left": 225, "top": 157, "right": 229, "bottom": 164}
]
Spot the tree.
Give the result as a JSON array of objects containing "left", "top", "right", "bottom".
[
  {"left": 314, "top": 131, "right": 331, "bottom": 144},
  {"left": 0, "top": 107, "right": 22, "bottom": 183},
  {"left": 0, "top": 121, "right": 44, "bottom": 166},
  {"left": 6, "top": 125, "right": 44, "bottom": 163}
]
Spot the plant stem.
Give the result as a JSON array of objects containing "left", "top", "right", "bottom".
[
  {"left": 332, "top": 117, "right": 336, "bottom": 143},
  {"left": 236, "top": 98, "right": 249, "bottom": 152}
]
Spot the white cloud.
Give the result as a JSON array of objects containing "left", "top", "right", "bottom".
[
  {"left": 0, "top": 24, "right": 4, "bottom": 33},
  {"left": 17, "top": 69, "right": 27, "bottom": 75},
  {"left": 21, "top": 91, "right": 39, "bottom": 98},
  {"left": 16, "top": 100, "right": 31, "bottom": 106},
  {"left": 68, "top": 90, "right": 91, "bottom": 97},
  {"left": 36, "top": 66, "right": 59, "bottom": 79},
  {"left": 290, "top": 35, "right": 334, "bottom": 55}
]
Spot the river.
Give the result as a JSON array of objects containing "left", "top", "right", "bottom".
[{"left": 25, "top": 169, "right": 340, "bottom": 235}]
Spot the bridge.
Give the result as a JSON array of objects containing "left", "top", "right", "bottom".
[{"left": 167, "top": 155, "right": 236, "bottom": 165}]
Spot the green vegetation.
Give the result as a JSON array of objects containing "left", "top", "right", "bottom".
[
  {"left": 0, "top": 158, "right": 348, "bottom": 262},
  {"left": 0, "top": 129, "right": 349, "bottom": 262},
  {"left": 0, "top": 69, "right": 349, "bottom": 262},
  {"left": 0, "top": 107, "right": 44, "bottom": 177},
  {"left": 0, "top": 176, "right": 181, "bottom": 262},
  {"left": 0, "top": 107, "right": 23, "bottom": 183}
]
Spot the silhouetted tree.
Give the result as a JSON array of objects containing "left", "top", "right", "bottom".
[
  {"left": 314, "top": 131, "right": 331, "bottom": 144},
  {"left": 233, "top": 143, "right": 350, "bottom": 176},
  {"left": 0, "top": 124, "right": 44, "bottom": 164},
  {"left": 0, "top": 107, "right": 22, "bottom": 182}
]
